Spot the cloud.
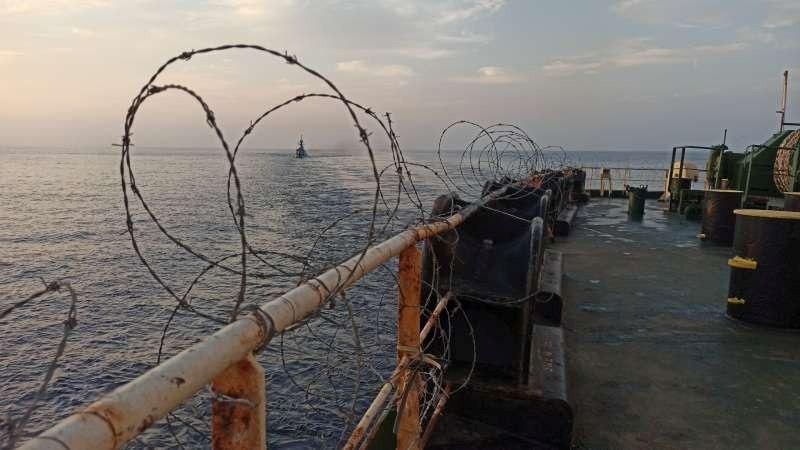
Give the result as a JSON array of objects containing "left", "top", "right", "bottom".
[
  {"left": 611, "top": 0, "right": 641, "bottom": 15},
  {"left": 542, "top": 60, "right": 603, "bottom": 77},
  {"left": 184, "top": 0, "right": 296, "bottom": 26},
  {"left": 391, "top": 47, "right": 458, "bottom": 60},
  {"left": 451, "top": 66, "right": 524, "bottom": 84},
  {"left": 611, "top": 0, "right": 727, "bottom": 28},
  {"left": 436, "top": 31, "right": 492, "bottom": 44},
  {"left": 71, "top": 27, "right": 97, "bottom": 38},
  {"left": 737, "top": 27, "right": 776, "bottom": 45},
  {"left": 436, "top": 0, "right": 506, "bottom": 24},
  {"left": 616, "top": 42, "right": 745, "bottom": 66},
  {"left": 542, "top": 39, "right": 747, "bottom": 77},
  {"left": 336, "top": 60, "right": 415, "bottom": 77},
  {"left": 380, "top": 0, "right": 420, "bottom": 18},
  {"left": 610, "top": 0, "right": 797, "bottom": 51},
  {"left": 211, "top": 0, "right": 293, "bottom": 17},
  {"left": 0, "top": 49, "right": 24, "bottom": 65},
  {"left": 763, "top": 0, "right": 800, "bottom": 28},
  {"left": 0, "top": 0, "right": 109, "bottom": 15},
  {"left": 763, "top": 16, "right": 800, "bottom": 28},
  {"left": 0, "top": 49, "right": 23, "bottom": 64},
  {"left": 378, "top": 0, "right": 505, "bottom": 25},
  {"left": 0, "top": 49, "right": 23, "bottom": 67}
]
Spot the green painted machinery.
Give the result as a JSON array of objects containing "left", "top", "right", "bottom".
[
  {"left": 706, "top": 129, "right": 800, "bottom": 205},
  {"left": 705, "top": 70, "right": 800, "bottom": 206}
]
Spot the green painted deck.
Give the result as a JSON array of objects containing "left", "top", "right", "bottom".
[{"left": 559, "top": 199, "right": 800, "bottom": 450}]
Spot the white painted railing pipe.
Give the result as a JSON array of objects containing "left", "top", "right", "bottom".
[
  {"left": 19, "top": 316, "right": 266, "bottom": 450},
  {"left": 19, "top": 184, "right": 515, "bottom": 450}
]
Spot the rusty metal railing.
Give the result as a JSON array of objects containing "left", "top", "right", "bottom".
[
  {"left": 581, "top": 166, "right": 710, "bottom": 195},
  {"left": 581, "top": 166, "right": 669, "bottom": 194},
  {"left": 19, "top": 183, "right": 523, "bottom": 450}
]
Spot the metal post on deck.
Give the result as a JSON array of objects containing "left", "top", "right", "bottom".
[
  {"left": 212, "top": 354, "right": 266, "bottom": 450},
  {"left": 743, "top": 150, "right": 754, "bottom": 207},
  {"left": 667, "top": 147, "right": 677, "bottom": 208},
  {"left": 397, "top": 245, "right": 422, "bottom": 450},
  {"left": 677, "top": 147, "right": 687, "bottom": 210}
]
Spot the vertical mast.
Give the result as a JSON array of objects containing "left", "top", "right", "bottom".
[{"left": 778, "top": 70, "right": 788, "bottom": 132}]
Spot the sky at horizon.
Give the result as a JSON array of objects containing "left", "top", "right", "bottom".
[{"left": 1, "top": 0, "right": 798, "bottom": 152}]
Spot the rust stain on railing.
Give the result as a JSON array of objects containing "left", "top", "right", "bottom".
[{"left": 211, "top": 354, "right": 266, "bottom": 450}]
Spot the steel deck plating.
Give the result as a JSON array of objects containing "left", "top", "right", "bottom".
[{"left": 561, "top": 199, "right": 800, "bottom": 449}]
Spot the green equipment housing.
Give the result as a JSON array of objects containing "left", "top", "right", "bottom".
[{"left": 706, "top": 129, "right": 800, "bottom": 206}]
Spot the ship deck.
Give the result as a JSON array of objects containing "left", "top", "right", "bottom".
[{"left": 558, "top": 198, "right": 800, "bottom": 449}]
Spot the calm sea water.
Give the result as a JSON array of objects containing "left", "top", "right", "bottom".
[{"left": 0, "top": 146, "right": 708, "bottom": 448}]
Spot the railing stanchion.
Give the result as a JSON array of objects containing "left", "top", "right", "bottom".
[
  {"left": 397, "top": 245, "right": 422, "bottom": 450},
  {"left": 211, "top": 354, "right": 266, "bottom": 450}
]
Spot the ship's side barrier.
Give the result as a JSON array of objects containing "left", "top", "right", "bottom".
[
  {"left": 422, "top": 185, "right": 545, "bottom": 377},
  {"left": 701, "top": 189, "right": 743, "bottom": 245},
  {"left": 542, "top": 173, "right": 565, "bottom": 231},
  {"left": 530, "top": 250, "right": 572, "bottom": 447},
  {"left": 422, "top": 184, "right": 574, "bottom": 449},
  {"left": 727, "top": 209, "right": 800, "bottom": 328},
  {"left": 555, "top": 205, "right": 578, "bottom": 236},
  {"left": 534, "top": 249, "right": 564, "bottom": 325}
]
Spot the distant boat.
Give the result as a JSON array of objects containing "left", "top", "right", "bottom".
[{"left": 295, "top": 136, "right": 308, "bottom": 158}]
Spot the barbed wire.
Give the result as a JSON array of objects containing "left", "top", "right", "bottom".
[
  {"left": 116, "top": 44, "right": 454, "bottom": 448},
  {"left": 5, "top": 42, "right": 577, "bottom": 449},
  {"left": 0, "top": 281, "right": 78, "bottom": 450}
]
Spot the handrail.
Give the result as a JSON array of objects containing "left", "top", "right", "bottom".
[
  {"left": 579, "top": 166, "right": 708, "bottom": 172},
  {"left": 19, "top": 183, "right": 522, "bottom": 450},
  {"left": 579, "top": 166, "right": 669, "bottom": 171}
]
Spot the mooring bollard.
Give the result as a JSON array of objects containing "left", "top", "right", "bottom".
[
  {"left": 397, "top": 245, "right": 422, "bottom": 450},
  {"left": 212, "top": 354, "right": 266, "bottom": 450},
  {"left": 726, "top": 209, "right": 800, "bottom": 328},
  {"left": 700, "top": 189, "right": 742, "bottom": 245}
]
